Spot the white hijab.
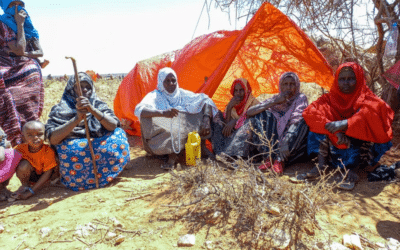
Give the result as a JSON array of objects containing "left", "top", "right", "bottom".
[{"left": 135, "top": 67, "right": 218, "bottom": 119}]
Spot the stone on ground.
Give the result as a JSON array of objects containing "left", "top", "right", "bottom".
[
  {"left": 343, "top": 234, "right": 363, "bottom": 250},
  {"left": 177, "top": 234, "right": 196, "bottom": 247}
]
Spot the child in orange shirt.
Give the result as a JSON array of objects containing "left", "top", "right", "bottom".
[{"left": 12, "top": 121, "right": 57, "bottom": 200}]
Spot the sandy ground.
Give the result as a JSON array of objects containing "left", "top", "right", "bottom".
[{"left": 0, "top": 133, "right": 399, "bottom": 250}]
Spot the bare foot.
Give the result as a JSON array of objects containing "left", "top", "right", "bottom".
[
  {"left": 345, "top": 169, "right": 359, "bottom": 183},
  {"left": 337, "top": 169, "right": 359, "bottom": 191},
  {"left": 10, "top": 185, "right": 29, "bottom": 199},
  {"left": 40, "top": 59, "right": 50, "bottom": 69},
  {"left": 161, "top": 154, "right": 177, "bottom": 170}
]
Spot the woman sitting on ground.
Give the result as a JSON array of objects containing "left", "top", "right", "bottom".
[
  {"left": 0, "top": 0, "right": 45, "bottom": 146},
  {"left": 211, "top": 78, "right": 259, "bottom": 158},
  {"left": 246, "top": 72, "right": 309, "bottom": 174},
  {"left": 293, "top": 62, "right": 393, "bottom": 190},
  {"left": 135, "top": 67, "right": 218, "bottom": 170},
  {"left": 45, "top": 72, "right": 130, "bottom": 191}
]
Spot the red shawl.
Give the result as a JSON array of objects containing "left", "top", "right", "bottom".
[
  {"left": 230, "top": 78, "right": 253, "bottom": 117},
  {"left": 303, "top": 62, "right": 394, "bottom": 149}
]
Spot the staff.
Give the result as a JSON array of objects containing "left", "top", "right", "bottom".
[{"left": 65, "top": 56, "right": 99, "bottom": 188}]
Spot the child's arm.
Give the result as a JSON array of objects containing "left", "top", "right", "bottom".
[
  {"left": 23, "top": 38, "right": 44, "bottom": 58},
  {"left": 19, "top": 169, "right": 53, "bottom": 200},
  {"left": 0, "top": 146, "right": 4, "bottom": 162}
]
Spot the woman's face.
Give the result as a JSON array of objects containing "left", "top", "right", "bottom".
[
  {"left": 74, "top": 81, "right": 92, "bottom": 98},
  {"left": 233, "top": 82, "right": 245, "bottom": 101},
  {"left": 8, "top": 1, "right": 24, "bottom": 8},
  {"left": 280, "top": 76, "right": 297, "bottom": 98},
  {"left": 163, "top": 73, "right": 177, "bottom": 94},
  {"left": 338, "top": 68, "right": 357, "bottom": 94}
]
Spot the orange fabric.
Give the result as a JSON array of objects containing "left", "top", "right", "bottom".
[
  {"left": 86, "top": 70, "right": 97, "bottom": 82},
  {"left": 114, "top": 3, "right": 334, "bottom": 136},
  {"left": 303, "top": 62, "right": 394, "bottom": 149},
  {"left": 15, "top": 143, "right": 57, "bottom": 175}
]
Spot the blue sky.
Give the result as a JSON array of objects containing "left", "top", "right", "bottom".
[{"left": 4, "top": 0, "right": 247, "bottom": 75}]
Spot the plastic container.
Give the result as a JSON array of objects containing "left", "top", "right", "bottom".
[
  {"left": 185, "top": 132, "right": 201, "bottom": 166},
  {"left": 384, "top": 22, "right": 398, "bottom": 58}
]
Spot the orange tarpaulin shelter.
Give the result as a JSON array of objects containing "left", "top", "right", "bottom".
[{"left": 114, "top": 2, "right": 334, "bottom": 136}]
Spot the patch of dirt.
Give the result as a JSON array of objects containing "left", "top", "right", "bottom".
[{"left": 0, "top": 134, "right": 399, "bottom": 249}]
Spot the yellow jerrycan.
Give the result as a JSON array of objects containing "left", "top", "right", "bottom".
[{"left": 185, "top": 131, "right": 201, "bottom": 166}]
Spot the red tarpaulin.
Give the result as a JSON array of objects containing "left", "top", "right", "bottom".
[{"left": 114, "top": 2, "right": 334, "bottom": 136}]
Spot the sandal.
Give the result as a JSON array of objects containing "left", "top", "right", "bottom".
[
  {"left": 337, "top": 181, "right": 355, "bottom": 191},
  {"left": 0, "top": 193, "right": 7, "bottom": 201},
  {"left": 258, "top": 160, "right": 272, "bottom": 172},
  {"left": 272, "top": 160, "right": 284, "bottom": 175},
  {"left": 289, "top": 172, "right": 320, "bottom": 183}
]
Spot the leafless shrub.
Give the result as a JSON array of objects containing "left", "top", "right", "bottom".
[{"left": 163, "top": 136, "right": 346, "bottom": 249}]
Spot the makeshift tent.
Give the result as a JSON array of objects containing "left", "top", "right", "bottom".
[{"left": 114, "top": 2, "right": 334, "bottom": 136}]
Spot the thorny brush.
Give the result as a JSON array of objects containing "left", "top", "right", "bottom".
[{"left": 165, "top": 131, "right": 348, "bottom": 249}]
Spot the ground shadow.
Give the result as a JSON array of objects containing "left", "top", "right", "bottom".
[{"left": 376, "top": 221, "right": 400, "bottom": 241}]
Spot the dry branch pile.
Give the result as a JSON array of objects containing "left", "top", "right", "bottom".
[{"left": 163, "top": 159, "right": 345, "bottom": 249}]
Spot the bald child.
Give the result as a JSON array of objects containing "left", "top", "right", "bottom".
[{"left": 13, "top": 121, "right": 57, "bottom": 200}]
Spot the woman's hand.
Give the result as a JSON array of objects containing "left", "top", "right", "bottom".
[
  {"left": 200, "top": 115, "right": 211, "bottom": 137},
  {"left": 325, "top": 120, "right": 348, "bottom": 134},
  {"left": 227, "top": 96, "right": 242, "bottom": 109},
  {"left": 275, "top": 91, "right": 291, "bottom": 104},
  {"left": 14, "top": 7, "right": 27, "bottom": 26},
  {"left": 222, "top": 120, "right": 236, "bottom": 137},
  {"left": 75, "top": 96, "right": 93, "bottom": 121},
  {"left": 336, "top": 132, "right": 350, "bottom": 147},
  {"left": 76, "top": 96, "right": 94, "bottom": 113},
  {"left": 162, "top": 108, "right": 179, "bottom": 118}
]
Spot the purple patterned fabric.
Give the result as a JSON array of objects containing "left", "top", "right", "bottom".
[{"left": 264, "top": 72, "right": 308, "bottom": 140}]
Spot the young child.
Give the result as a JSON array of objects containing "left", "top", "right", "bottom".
[
  {"left": 0, "top": 128, "right": 22, "bottom": 201},
  {"left": 12, "top": 121, "right": 57, "bottom": 200}
]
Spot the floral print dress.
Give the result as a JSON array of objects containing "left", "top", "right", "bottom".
[{"left": 57, "top": 128, "right": 130, "bottom": 191}]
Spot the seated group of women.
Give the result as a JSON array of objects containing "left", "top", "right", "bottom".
[{"left": 136, "top": 63, "right": 394, "bottom": 190}]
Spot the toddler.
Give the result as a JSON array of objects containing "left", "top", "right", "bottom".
[{"left": 12, "top": 121, "right": 57, "bottom": 200}]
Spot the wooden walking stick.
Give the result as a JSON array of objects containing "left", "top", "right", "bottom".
[{"left": 65, "top": 56, "right": 99, "bottom": 188}]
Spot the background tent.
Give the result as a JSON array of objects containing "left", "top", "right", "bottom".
[{"left": 114, "top": 2, "right": 334, "bottom": 136}]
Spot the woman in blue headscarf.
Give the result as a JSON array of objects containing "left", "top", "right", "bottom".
[{"left": 0, "top": 0, "right": 45, "bottom": 146}]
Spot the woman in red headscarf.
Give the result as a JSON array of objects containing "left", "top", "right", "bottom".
[
  {"left": 211, "top": 78, "right": 259, "bottom": 159},
  {"left": 292, "top": 62, "right": 394, "bottom": 190}
]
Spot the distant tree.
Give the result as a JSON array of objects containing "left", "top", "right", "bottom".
[{"left": 212, "top": 0, "right": 400, "bottom": 105}]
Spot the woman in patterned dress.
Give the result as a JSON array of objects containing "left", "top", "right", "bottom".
[
  {"left": 0, "top": 0, "right": 44, "bottom": 146},
  {"left": 246, "top": 72, "right": 309, "bottom": 174},
  {"left": 45, "top": 72, "right": 130, "bottom": 191}
]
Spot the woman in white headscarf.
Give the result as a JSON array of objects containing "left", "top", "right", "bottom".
[{"left": 135, "top": 67, "right": 218, "bottom": 169}]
